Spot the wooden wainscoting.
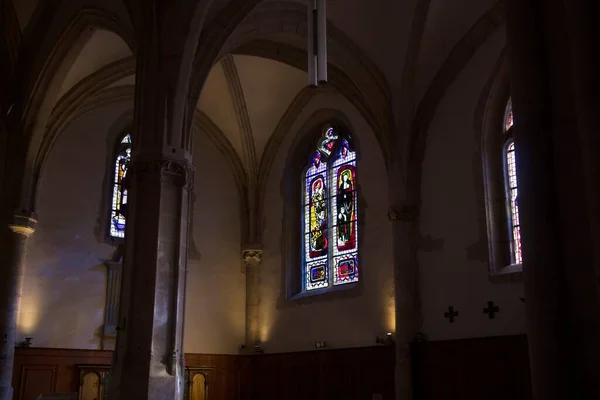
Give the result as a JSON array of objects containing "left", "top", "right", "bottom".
[
  {"left": 412, "top": 334, "right": 532, "bottom": 400},
  {"left": 13, "top": 335, "right": 531, "bottom": 400},
  {"left": 13, "top": 348, "right": 112, "bottom": 400},
  {"left": 245, "top": 346, "right": 395, "bottom": 400}
]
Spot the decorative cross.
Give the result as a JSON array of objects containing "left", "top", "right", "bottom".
[
  {"left": 444, "top": 306, "right": 459, "bottom": 323},
  {"left": 483, "top": 301, "right": 499, "bottom": 319}
]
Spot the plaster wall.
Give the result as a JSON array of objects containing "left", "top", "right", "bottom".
[
  {"left": 19, "top": 102, "right": 246, "bottom": 353},
  {"left": 259, "top": 92, "right": 394, "bottom": 353},
  {"left": 418, "top": 28, "right": 526, "bottom": 341},
  {"left": 19, "top": 103, "right": 128, "bottom": 348},
  {"left": 184, "top": 130, "right": 246, "bottom": 354}
]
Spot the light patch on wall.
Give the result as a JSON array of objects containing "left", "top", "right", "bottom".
[
  {"left": 260, "top": 306, "right": 274, "bottom": 343},
  {"left": 19, "top": 295, "right": 42, "bottom": 335},
  {"left": 385, "top": 297, "right": 396, "bottom": 333}
]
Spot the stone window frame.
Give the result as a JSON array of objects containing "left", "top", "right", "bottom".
[
  {"left": 480, "top": 61, "right": 523, "bottom": 282},
  {"left": 280, "top": 109, "right": 365, "bottom": 305},
  {"left": 95, "top": 110, "right": 133, "bottom": 246}
]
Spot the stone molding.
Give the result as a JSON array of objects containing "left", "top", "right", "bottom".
[
  {"left": 8, "top": 213, "right": 37, "bottom": 237},
  {"left": 128, "top": 157, "right": 195, "bottom": 191},
  {"left": 221, "top": 55, "right": 257, "bottom": 176},
  {"left": 19, "top": 5, "right": 134, "bottom": 212},
  {"left": 1, "top": 0, "right": 21, "bottom": 73}
]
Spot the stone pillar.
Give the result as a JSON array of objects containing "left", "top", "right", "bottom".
[
  {"left": 389, "top": 203, "right": 420, "bottom": 400},
  {"left": 560, "top": 0, "right": 600, "bottom": 395},
  {"left": 505, "top": 1, "right": 600, "bottom": 398},
  {"left": 102, "top": 261, "right": 122, "bottom": 350},
  {"left": 0, "top": 213, "right": 36, "bottom": 400},
  {"left": 387, "top": 145, "right": 422, "bottom": 400},
  {"left": 506, "top": 2, "right": 567, "bottom": 398},
  {"left": 109, "top": 156, "right": 193, "bottom": 400},
  {"left": 241, "top": 248, "right": 262, "bottom": 351}
]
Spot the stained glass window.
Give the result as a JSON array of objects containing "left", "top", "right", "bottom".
[
  {"left": 303, "top": 126, "right": 359, "bottom": 291},
  {"left": 504, "top": 98, "right": 514, "bottom": 131},
  {"left": 503, "top": 99, "right": 521, "bottom": 264},
  {"left": 110, "top": 133, "right": 131, "bottom": 238}
]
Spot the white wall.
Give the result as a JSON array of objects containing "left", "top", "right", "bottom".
[
  {"left": 19, "top": 103, "right": 127, "bottom": 348},
  {"left": 259, "top": 92, "right": 395, "bottom": 353},
  {"left": 419, "top": 28, "right": 526, "bottom": 341},
  {"left": 184, "top": 130, "right": 245, "bottom": 354},
  {"left": 20, "top": 102, "right": 246, "bottom": 353}
]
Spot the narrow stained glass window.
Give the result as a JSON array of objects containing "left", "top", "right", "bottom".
[
  {"left": 302, "top": 126, "right": 359, "bottom": 291},
  {"left": 110, "top": 133, "right": 131, "bottom": 238},
  {"left": 504, "top": 98, "right": 514, "bottom": 131},
  {"left": 503, "top": 99, "right": 521, "bottom": 264}
]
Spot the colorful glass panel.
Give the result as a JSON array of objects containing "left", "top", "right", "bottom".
[
  {"left": 302, "top": 127, "right": 359, "bottom": 291},
  {"left": 504, "top": 98, "right": 514, "bottom": 132},
  {"left": 304, "top": 145, "right": 329, "bottom": 290},
  {"left": 333, "top": 254, "right": 358, "bottom": 284},
  {"left": 331, "top": 139, "right": 358, "bottom": 285},
  {"left": 505, "top": 141, "right": 522, "bottom": 264},
  {"left": 110, "top": 134, "right": 131, "bottom": 238},
  {"left": 318, "top": 127, "right": 339, "bottom": 157}
]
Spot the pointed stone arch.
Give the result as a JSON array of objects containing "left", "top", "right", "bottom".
[
  {"left": 14, "top": 7, "right": 134, "bottom": 212},
  {"left": 188, "top": 1, "right": 393, "bottom": 166}
]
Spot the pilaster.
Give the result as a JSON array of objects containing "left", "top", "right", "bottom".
[
  {"left": 241, "top": 247, "right": 263, "bottom": 352},
  {"left": 0, "top": 213, "right": 36, "bottom": 400},
  {"left": 102, "top": 261, "right": 122, "bottom": 350},
  {"left": 388, "top": 200, "right": 421, "bottom": 400}
]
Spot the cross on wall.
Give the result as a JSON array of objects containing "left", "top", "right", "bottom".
[
  {"left": 483, "top": 301, "right": 499, "bottom": 319},
  {"left": 444, "top": 306, "right": 458, "bottom": 323}
]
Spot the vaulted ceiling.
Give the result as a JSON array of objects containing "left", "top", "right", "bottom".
[
  {"left": 197, "top": 54, "right": 307, "bottom": 170},
  {"left": 12, "top": 0, "right": 504, "bottom": 179}
]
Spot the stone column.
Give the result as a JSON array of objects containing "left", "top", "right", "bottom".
[
  {"left": 109, "top": 156, "right": 194, "bottom": 400},
  {"left": 241, "top": 248, "right": 262, "bottom": 352},
  {"left": 0, "top": 213, "right": 36, "bottom": 400},
  {"left": 388, "top": 202, "right": 421, "bottom": 400},
  {"left": 387, "top": 147, "right": 422, "bottom": 400},
  {"left": 505, "top": 1, "right": 593, "bottom": 398},
  {"left": 559, "top": 0, "right": 600, "bottom": 395},
  {"left": 102, "top": 261, "right": 122, "bottom": 350}
]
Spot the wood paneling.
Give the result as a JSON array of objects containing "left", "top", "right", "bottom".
[
  {"left": 13, "top": 348, "right": 113, "bottom": 399},
  {"left": 247, "top": 346, "right": 395, "bottom": 400},
  {"left": 412, "top": 335, "right": 532, "bottom": 400},
  {"left": 12, "top": 335, "right": 532, "bottom": 400},
  {"left": 19, "top": 364, "right": 57, "bottom": 400}
]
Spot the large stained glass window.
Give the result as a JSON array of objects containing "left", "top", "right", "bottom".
[
  {"left": 503, "top": 100, "right": 521, "bottom": 264},
  {"left": 110, "top": 133, "right": 131, "bottom": 238},
  {"left": 303, "top": 126, "right": 358, "bottom": 291}
]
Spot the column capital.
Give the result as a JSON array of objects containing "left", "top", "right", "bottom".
[
  {"left": 128, "top": 155, "right": 195, "bottom": 191},
  {"left": 8, "top": 213, "right": 37, "bottom": 237},
  {"left": 242, "top": 248, "right": 263, "bottom": 264}
]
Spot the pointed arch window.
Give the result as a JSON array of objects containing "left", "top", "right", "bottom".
[
  {"left": 302, "top": 126, "right": 359, "bottom": 291},
  {"left": 503, "top": 100, "right": 522, "bottom": 264},
  {"left": 109, "top": 133, "right": 131, "bottom": 239}
]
